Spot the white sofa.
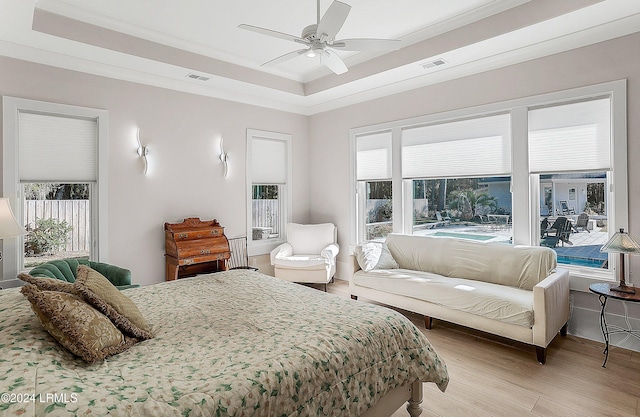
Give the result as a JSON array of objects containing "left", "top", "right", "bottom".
[{"left": 350, "top": 233, "right": 570, "bottom": 363}]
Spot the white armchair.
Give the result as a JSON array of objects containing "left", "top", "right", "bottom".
[{"left": 270, "top": 223, "right": 339, "bottom": 289}]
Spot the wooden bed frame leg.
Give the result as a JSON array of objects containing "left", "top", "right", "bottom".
[
  {"left": 424, "top": 316, "right": 432, "bottom": 330},
  {"left": 406, "top": 381, "right": 423, "bottom": 417}
]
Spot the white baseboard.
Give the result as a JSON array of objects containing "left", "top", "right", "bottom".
[{"left": 569, "top": 305, "right": 640, "bottom": 353}]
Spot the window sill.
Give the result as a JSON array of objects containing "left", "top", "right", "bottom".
[
  {"left": 567, "top": 266, "right": 616, "bottom": 292},
  {"left": 248, "top": 238, "right": 285, "bottom": 257}
]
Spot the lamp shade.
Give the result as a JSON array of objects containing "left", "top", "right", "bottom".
[
  {"left": 0, "top": 198, "right": 25, "bottom": 238},
  {"left": 600, "top": 228, "right": 640, "bottom": 254}
]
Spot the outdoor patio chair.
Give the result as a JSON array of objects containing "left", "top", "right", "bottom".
[
  {"left": 540, "top": 217, "right": 550, "bottom": 238},
  {"left": 559, "top": 201, "right": 575, "bottom": 215},
  {"left": 435, "top": 212, "right": 450, "bottom": 224},
  {"left": 574, "top": 212, "right": 590, "bottom": 233},
  {"left": 541, "top": 216, "right": 572, "bottom": 247}
]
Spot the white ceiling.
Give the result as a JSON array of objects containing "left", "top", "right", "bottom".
[{"left": 0, "top": 0, "right": 639, "bottom": 115}]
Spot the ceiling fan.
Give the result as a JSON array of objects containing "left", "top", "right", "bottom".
[{"left": 238, "top": 0, "right": 401, "bottom": 75}]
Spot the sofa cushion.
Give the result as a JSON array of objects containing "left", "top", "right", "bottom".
[
  {"left": 353, "top": 268, "right": 534, "bottom": 328},
  {"left": 287, "top": 223, "right": 336, "bottom": 255},
  {"left": 385, "top": 234, "right": 556, "bottom": 291},
  {"left": 355, "top": 242, "right": 399, "bottom": 272},
  {"left": 271, "top": 255, "right": 330, "bottom": 270}
]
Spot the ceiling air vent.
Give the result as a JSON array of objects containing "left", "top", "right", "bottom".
[
  {"left": 421, "top": 59, "right": 447, "bottom": 70},
  {"left": 185, "top": 72, "right": 210, "bottom": 82}
]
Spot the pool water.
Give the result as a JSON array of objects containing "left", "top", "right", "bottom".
[
  {"left": 430, "top": 232, "right": 496, "bottom": 241},
  {"left": 557, "top": 255, "right": 607, "bottom": 268}
]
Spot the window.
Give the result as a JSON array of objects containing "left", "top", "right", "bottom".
[
  {"left": 2, "top": 97, "right": 108, "bottom": 283},
  {"left": 355, "top": 131, "right": 392, "bottom": 241},
  {"left": 529, "top": 97, "right": 613, "bottom": 271},
  {"left": 407, "top": 177, "right": 512, "bottom": 242},
  {"left": 246, "top": 129, "right": 291, "bottom": 253},
  {"left": 400, "top": 113, "right": 512, "bottom": 239},
  {"left": 350, "top": 80, "right": 627, "bottom": 288}
]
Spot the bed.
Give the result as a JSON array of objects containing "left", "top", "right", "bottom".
[{"left": 0, "top": 269, "right": 448, "bottom": 416}]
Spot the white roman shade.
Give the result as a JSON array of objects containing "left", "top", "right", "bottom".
[
  {"left": 19, "top": 112, "right": 97, "bottom": 182},
  {"left": 528, "top": 98, "right": 611, "bottom": 173},
  {"left": 356, "top": 131, "right": 392, "bottom": 180},
  {"left": 251, "top": 136, "right": 287, "bottom": 184},
  {"left": 402, "top": 113, "right": 511, "bottom": 178}
]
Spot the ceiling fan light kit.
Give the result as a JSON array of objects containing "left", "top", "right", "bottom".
[{"left": 239, "top": 0, "right": 401, "bottom": 75}]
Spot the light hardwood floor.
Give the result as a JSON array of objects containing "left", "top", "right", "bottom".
[{"left": 325, "top": 280, "right": 640, "bottom": 417}]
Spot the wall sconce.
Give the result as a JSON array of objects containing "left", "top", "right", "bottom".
[
  {"left": 136, "top": 128, "right": 149, "bottom": 175},
  {"left": 219, "top": 137, "right": 229, "bottom": 178}
]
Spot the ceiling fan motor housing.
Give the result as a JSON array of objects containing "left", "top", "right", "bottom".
[{"left": 301, "top": 24, "right": 319, "bottom": 41}]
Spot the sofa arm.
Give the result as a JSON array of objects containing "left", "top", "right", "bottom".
[
  {"left": 321, "top": 243, "right": 340, "bottom": 266},
  {"left": 532, "top": 268, "right": 570, "bottom": 348},
  {"left": 270, "top": 243, "right": 293, "bottom": 265}
]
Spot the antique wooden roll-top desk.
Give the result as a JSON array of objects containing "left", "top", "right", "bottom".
[{"left": 164, "top": 217, "right": 231, "bottom": 281}]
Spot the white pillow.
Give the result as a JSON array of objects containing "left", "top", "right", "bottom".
[{"left": 355, "top": 242, "right": 399, "bottom": 272}]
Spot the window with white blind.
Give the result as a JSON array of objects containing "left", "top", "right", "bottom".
[
  {"left": 246, "top": 129, "right": 292, "bottom": 252},
  {"left": 350, "top": 80, "right": 627, "bottom": 288},
  {"left": 355, "top": 131, "right": 393, "bottom": 241},
  {"left": 402, "top": 113, "right": 511, "bottom": 179},
  {"left": 2, "top": 97, "right": 108, "bottom": 284}
]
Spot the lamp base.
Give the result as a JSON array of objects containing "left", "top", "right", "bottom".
[{"left": 610, "top": 284, "right": 636, "bottom": 294}]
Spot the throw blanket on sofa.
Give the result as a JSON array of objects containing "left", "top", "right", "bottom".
[{"left": 0, "top": 270, "right": 448, "bottom": 416}]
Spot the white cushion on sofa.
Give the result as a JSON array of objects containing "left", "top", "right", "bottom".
[
  {"left": 385, "top": 234, "right": 556, "bottom": 291},
  {"left": 353, "top": 268, "right": 534, "bottom": 328},
  {"left": 354, "top": 242, "right": 399, "bottom": 272}
]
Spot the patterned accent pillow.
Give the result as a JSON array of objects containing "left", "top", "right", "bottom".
[
  {"left": 20, "top": 284, "right": 137, "bottom": 363},
  {"left": 18, "top": 273, "right": 76, "bottom": 294},
  {"left": 74, "top": 265, "right": 153, "bottom": 340},
  {"left": 354, "top": 242, "right": 399, "bottom": 272}
]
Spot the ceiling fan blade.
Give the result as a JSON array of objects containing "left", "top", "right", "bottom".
[
  {"left": 262, "top": 49, "right": 308, "bottom": 66},
  {"left": 332, "top": 38, "right": 402, "bottom": 51},
  {"left": 322, "top": 49, "right": 348, "bottom": 75},
  {"left": 238, "top": 24, "right": 309, "bottom": 45},
  {"left": 316, "top": 1, "right": 351, "bottom": 41}
]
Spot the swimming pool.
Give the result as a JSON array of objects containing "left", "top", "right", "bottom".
[
  {"left": 430, "top": 231, "right": 496, "bottom": 241},
  {"left": 557, "top": 255, "right": 607, "bottom": 268}
]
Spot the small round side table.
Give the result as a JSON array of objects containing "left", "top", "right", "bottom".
[{"left": 589, "top": 283, "right": 640, "bottom": 367}]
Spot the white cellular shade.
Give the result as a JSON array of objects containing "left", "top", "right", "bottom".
[
  {"left": 356, "top": 131, "right": 392, "bottom": 180},
  {"left": 19, "top": 112, "right": 97, "bottom": 181},
  {"left": 402, "top": 113, "right": 511, "bottom": 178},
  {"left": 529, "top": 98, "right": 611, "bottom": 173},
  {"left": 251, "top": 137, "right": 287, "bottom": 184}
]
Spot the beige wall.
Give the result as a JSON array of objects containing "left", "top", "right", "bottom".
[{"left": 0, "top": 56, "right": 310, "bottom": 286}]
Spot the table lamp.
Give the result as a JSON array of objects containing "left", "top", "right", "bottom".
[
  {"left": 600, "top": 228, "right": 640, "bottom": 294},
  {"left": 0, "top": 198, "right": 26, "bottom": 263}
]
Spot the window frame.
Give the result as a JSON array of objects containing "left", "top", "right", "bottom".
[
  {"left": 350, "top": 80, "right": 627, "bottom": 291},
  {"left": 245, "top": 129, "right": 292, "bottom": 256},
  {"left": 2, "top": 97, "right": 109, "bottom": 285}
]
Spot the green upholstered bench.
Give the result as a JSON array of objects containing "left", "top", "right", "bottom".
[{"left": 28, "top": 259, "right": 138, "bottom": 290}]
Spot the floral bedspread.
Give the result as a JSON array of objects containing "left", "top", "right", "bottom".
[{"left": 0, "top": 270, "right": 448, "bottom": 416}]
